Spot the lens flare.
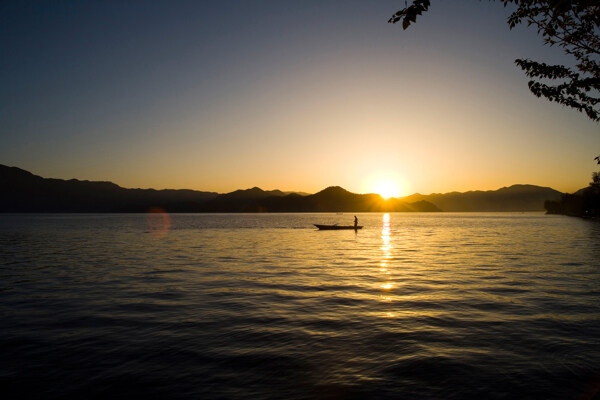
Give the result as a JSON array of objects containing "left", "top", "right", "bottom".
[{"left": 147, "top": 207, "right": 171, "bottom": 238}]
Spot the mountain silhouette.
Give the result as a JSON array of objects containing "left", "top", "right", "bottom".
[
  {"left": 400, "top": 184, "right": 562, "bottom": 211},
  {"left": 0, "top": 164, "right": 217, "bottom": 212},
  {"left": 201, "top": 187, "right": 287, "bottom": 212},
  {"left": 197, "top": 186, "right": 441, "bottom": 212},
  {"left": 0, "top": 164, "right": 562, "bottom": 213},
  {"left": 291, "top": 186, "right": 441, "bottom": 212}
]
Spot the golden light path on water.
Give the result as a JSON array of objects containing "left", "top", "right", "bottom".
[{"left": 380, "top": 213, "right": 396, "bottom": 318}]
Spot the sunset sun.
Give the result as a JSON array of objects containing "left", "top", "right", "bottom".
[{"left": 372, "top": 180, "right": 402, "bottom": 199}]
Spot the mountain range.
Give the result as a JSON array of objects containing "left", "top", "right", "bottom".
[
  {"left": 0, "top": 164, "right": 563, "bottom": 213},
  {"left": 400, "top": 185, "right": 562, "bottom": 212}
]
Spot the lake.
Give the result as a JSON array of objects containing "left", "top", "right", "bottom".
[{"left": 1, "top": 212, "right": 599, "bottom": 399}]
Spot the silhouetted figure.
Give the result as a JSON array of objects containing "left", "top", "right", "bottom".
[{"left": 354, "top": 215, "right": 358, "bottom": 229}]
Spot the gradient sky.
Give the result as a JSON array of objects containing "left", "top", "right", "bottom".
[{"left": 1, "top": 0, "right": 598, "bottom": 196}]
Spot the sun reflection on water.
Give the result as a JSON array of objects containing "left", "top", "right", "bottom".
[{"left": 379, "top": 213, "right": 395, "bottom": 317}]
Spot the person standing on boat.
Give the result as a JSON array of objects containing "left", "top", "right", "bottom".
[{"left": 354, "top": 216, "right": 358, "bottom": 229}]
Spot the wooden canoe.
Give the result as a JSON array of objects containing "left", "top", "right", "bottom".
[{"left": 314, "top": 224, "right": 363, "bottom": 230}]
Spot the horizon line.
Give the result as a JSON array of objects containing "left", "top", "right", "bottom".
[{"left": 1, "top": 164, "right": 568, "bottom": 197}]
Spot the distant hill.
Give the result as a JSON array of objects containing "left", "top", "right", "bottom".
[
  {"left": 0, "top": 165, "right": 440, "bottom": 213},
  {"left": 0, "top": 164, "right": 563, "bottom": 213},
  {"left": 235, "top": 186, "right": 442, "bottom": 213},
  {"left": 400, "top": 184, "right": 562, "bottom": 211},
  {"left": 0, "top": 164, "right": 218, "bottom": 212},
  {"left": 201, "top": 187, "right": 288, "bottom": 212}
]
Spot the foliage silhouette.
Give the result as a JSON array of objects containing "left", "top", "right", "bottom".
[
  {"left": 389, "top": 0, "right": 600, "bottom": 121},
  {"left": 544, "top": 165, "right": 600, "bottom": 217}
]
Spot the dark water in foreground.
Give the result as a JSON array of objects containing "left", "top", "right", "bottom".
[{"left": 1, "top": 213, "right": 599, "bottom": 399}]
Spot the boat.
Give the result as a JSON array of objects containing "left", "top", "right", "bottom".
[{"left": 314, "top": 224, "right": 363, "bottom": 230}]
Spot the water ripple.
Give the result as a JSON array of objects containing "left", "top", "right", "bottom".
[{"left": 1, "top": 213, "right": 599, "bottom": 399}]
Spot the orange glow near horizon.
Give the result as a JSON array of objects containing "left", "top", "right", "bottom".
[{"left": 4, "top": 3, "right": 598, "bottom": 197}]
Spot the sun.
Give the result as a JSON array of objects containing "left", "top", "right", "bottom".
[
  {"left": 372, "top": 180, "right": 402, "bottom": 199},
  {"left": 363, "top": 171, "right": 409, "bottom": 199}
]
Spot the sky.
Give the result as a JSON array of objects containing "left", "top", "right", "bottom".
[{"left": 1, "top": 0, "right": 598, "bottom": 196}]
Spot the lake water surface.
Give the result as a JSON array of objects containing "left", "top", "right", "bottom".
[{"left": 1, "top": 213, "right": 599, "bottom": 399}]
